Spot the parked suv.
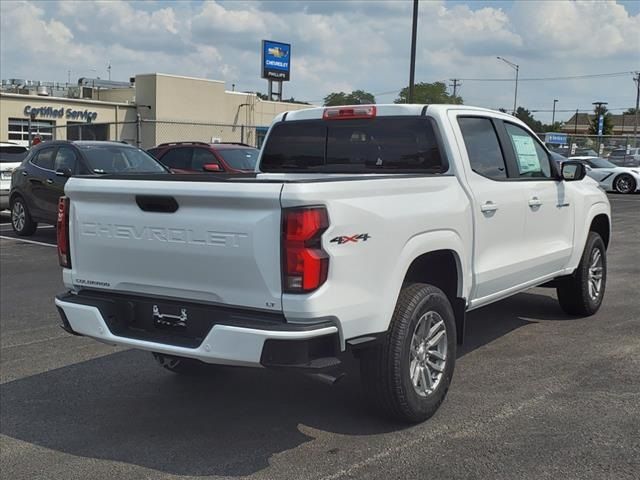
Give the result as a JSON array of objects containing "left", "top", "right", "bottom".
[
  {"left": 148, "top": 142, "right": 259, "bottom": 173},
  {"left": 10, "top": 141, "right": 167, "bottom": 235},
  {"left": 1, "top": 142, "right": 29, "bottom": 210}
]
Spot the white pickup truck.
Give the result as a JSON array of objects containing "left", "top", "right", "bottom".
[{"left": 55, "top": 105, "right": 611, "bottom": 422}]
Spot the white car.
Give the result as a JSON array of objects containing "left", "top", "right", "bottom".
[
  {"left": 569, "top": 156, "right": 640, "bottom": 194},
  {"left": 55, "top": 105, "right": 611, "bottom": 423},
  {"left": 0, "top": 142, "right": 29, "bottom": 210}
]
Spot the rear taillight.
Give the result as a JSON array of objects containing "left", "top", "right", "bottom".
[
  {"left": 282, "top": 207, "right": 329, "bottom": 293},
  {"left": 323, "top": 105, "right": 376, "bottom": 120},
  {"left": 57, "top": 196, "right": 71, "bottom": 268}
]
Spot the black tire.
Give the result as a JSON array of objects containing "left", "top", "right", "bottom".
[
  {"left": 360, "top": 283, "right": 456, "bottom": 423},
  {"left": 557, "top": 232, "right": 606, "bottom": 316},
  {"left": 151, "top": 352, "right": 207, "bottom": 375},
  {"left": 10, "top": 195, "right": 37, "bottom": 236},
  {"left": 613, "top": 174, "right": 636, "bottom": 194}
]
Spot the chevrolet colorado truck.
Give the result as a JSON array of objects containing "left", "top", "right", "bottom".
[{"left": 55, "top": 105, "right": 611, "bottom": 422}]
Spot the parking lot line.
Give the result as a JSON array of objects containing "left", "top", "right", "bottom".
[
  {"left": 0, "top": 225, "right": 54, "bottom": 232},
  {"left": 0, "top": 235, "right": 56, "bottom": 247}
]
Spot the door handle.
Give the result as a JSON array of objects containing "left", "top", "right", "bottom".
[
  {"left": 480, "top": 201, "right": 498, "bottom": 213},
  {"left": 528, "top": 196, "right": 542, "bottom": 207},
  {"left": 46, "top": 179, "right": 54, "bottom": 185},
  {"left": 21, "top": 171, "right": 28, "bottom": 176}
]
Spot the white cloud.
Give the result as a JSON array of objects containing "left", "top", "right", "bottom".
[{"left": 1, "top": 0, "right": 638, "bottom": 122}]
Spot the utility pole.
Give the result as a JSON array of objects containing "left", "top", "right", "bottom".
[
  {"left": 408, "top": 0, "right": 419, "bottom": 103},
  {"left": 450, "top": 79, "right": 460, "bottom": 98},
  {"left": 552, "top": 99, "right": 558, "bottom": 125},
  {"left": 574, "top": 109, "right": 579, "bottom": 134}
]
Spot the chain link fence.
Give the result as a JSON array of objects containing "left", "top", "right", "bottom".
[
  {"left": 538, "top": 133, "right": 640, "bottom": 166},
  {"left": 43, "top": 118, "right": 267, "bottom": 150}
]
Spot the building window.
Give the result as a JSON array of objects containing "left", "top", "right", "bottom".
[
  {"left": 8, "top": 118, "right": 55, "bottom": 141},
  {"left": 67, "top": 122, "right": 109, "bottom": 141}
]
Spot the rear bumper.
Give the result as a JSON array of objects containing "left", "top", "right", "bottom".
[{"left": 55, "top": 291, "right": 340, "bottom": 369}]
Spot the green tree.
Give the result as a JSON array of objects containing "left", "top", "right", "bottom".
[
  {"left": 323, "top": 90, "right": 376, "bottom": 106},
  {"left": 394, "top": 82, "right": 463, "bottom": 104},
  {"left": 515, "top": 107, "right": 544, "bottom": 132},
  {"left": 541, "top": 121, "right": 563, "bottom": 132},
  {"left": 588, "top": 104, "right": 614, "bottom": 135},
  {"left": 624, "top": 107, "right": 638, "bottom": 115}
]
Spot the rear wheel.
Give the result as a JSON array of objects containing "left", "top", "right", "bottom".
[
  {"left": 11, "top": 196, "right": 37, "bottom": 236},
  {"left": 152, "top": 352, "right": 207, "bottom": 375},
  {"left": 360, "top": 283, "right": 456, "bottom": 423},
  {"left": 614, "top": 174, "right": 636, "bottom": 194},
  {"left": 556, "top": 232, "right": 606, "bottom": 316}
]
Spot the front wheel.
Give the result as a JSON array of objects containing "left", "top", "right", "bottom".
[
  {"left": 614, "top": 174, "right": 636, "bottom": 194},
  {"left": 556, "top": 232, "right": 606, "bottom": 316},
  {"left": 360, "top": 283, "right": 456, "bottom": 423}
]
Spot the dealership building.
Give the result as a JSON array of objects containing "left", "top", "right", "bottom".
[{"left": 0, "top": 73, "right": 311, "bottom": 148}]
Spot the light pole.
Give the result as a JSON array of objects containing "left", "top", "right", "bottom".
[
  {"left": 497, "top": 56, "right": 519, "bottom": 115},
  {"left": 552, "top": 99, "right": 558, "bottom": 126}
]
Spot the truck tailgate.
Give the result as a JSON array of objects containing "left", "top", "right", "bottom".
[{"left": 64, "top": 178, "right": 284, "bottom": 312}]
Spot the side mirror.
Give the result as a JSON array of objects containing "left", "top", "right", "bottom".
[
  {"left": 202, "top": 163, "right": 222, "bottom": 172},
  {"left": 561, "top": 161, "right": 586, "bottom": 181},
  {"left": 55, "top": 167, "right": 72, "bottom": 177}
]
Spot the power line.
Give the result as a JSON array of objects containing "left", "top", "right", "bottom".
[{"left": 456, "top": 71, "right": 635, "bottom": 82}]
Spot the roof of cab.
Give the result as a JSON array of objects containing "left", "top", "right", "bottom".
[{"left": 279, "top": 103, "right": 515, "bottom": 123}]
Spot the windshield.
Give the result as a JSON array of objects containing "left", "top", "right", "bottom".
[
  {"left": 218, "top": 148, "right": 259, "bottom": 170},
  {"left": 589, "top": 158, "right": 617, "bottom": 168},
  {"left": 261, "top": 117, "right": 446, "bottom": 173},
  {"left": 0, "top": 146, "right": 29, "bottom": 163},
  {"left": 78, "top": 145, "right": 167, "bottom": 174}
]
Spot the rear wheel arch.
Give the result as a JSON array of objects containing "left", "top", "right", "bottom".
[
  {"left": 589, "top": 214, "right": 610, "bottom": 249},
  {"left": 401, "top": 249, "right": 466, "bottom": 344}
]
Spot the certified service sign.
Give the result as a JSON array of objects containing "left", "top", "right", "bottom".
[{"left": 261, "top": 40, "right": 291, "bottom": 81}]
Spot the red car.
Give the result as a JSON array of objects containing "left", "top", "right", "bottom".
[{"left": 147, "top": 142, "right": 259, "bottom": 173}]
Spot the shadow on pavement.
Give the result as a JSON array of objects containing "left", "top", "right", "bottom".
[{"left": 1, "top": 291, "right": 574, "bottom": 477}]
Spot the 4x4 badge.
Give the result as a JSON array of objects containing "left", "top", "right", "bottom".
[{"left": 330, "top": 233, "right": 371, "bottom": 245}]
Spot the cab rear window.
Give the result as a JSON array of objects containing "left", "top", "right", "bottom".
[{"left": 261, "top": 117, "right": 446, "bottom": 173}]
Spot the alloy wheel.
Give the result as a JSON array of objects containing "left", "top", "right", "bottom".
[{"left": 409, "top": 311, "right": 447, "bottom": 397}]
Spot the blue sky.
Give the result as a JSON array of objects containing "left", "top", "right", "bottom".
[{"left": 1, "top": 0, "right": 638, "bottom": 123}]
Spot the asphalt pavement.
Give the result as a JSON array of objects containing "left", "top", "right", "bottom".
[{"left": 1, "top": 196, "right": 639, "bottom": 480}]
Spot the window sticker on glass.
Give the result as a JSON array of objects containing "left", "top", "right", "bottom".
[{"left": 511, "top": 134, "right": 540, "bottom": 174}]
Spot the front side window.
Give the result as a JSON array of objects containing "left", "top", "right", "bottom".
[
  {"left": 32, "top": 148, "right": 56, "bottom": 170},
  {"left": 192, "top": 148, "right": 217, "bottom": 171},
  {"left": 217, "top": 148, "right": 259, "bottom": 170},
  {"left": 457, "top": 117, "right": 507, "bottom": 179},
  {"left": 261, "top": 117, "right": 445, "bottom": 173},
  {"left": 504, "top": 123, "right": 552, "bottom": 178}
]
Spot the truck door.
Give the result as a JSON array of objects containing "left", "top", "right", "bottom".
[
  {"left": 501, "top": 122, "right": 574, "bottom": 277},
  {"left": 452, "top": 114, "right": 529, "bottom": 303}
]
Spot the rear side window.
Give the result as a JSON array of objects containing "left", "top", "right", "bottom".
[
  {"left": 458, "top": 117, "right": 507, "bottom": 179},
  {"left": 261, "top": 117, "right": 446, "bottom": 173},
  {"left": 160, "top": 148, "right": 192, "bottom": 169},
  {"left": 32, "top": 148, "right": 56, "bottom": 170},
  {"left": 0, "top": 145, "right": 29, "bottom": 163},
  {"left": 54, "top": 147, "right": 78, "bottom": 173}
]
